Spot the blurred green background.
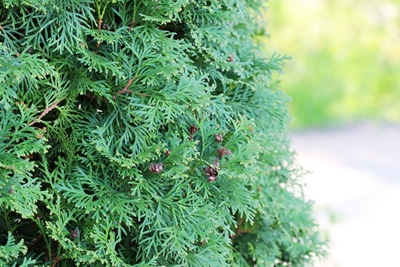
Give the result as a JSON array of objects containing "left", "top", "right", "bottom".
[{"left": 264, "top": 0, "right": 400, "bottom": 129}]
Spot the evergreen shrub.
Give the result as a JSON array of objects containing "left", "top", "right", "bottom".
[{"left": 0, "top": 0, "right": 326, "bottom": 266}]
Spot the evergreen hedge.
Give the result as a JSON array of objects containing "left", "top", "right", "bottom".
[{"left": 0, "top": 0, "right": 325, "bottom": 266}]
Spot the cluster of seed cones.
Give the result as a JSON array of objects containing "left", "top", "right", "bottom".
[
  {"left": 204, "top": 133, "right": 231, "bottom": 182},
  {"left": 149, "top": 126, "right": 231, "bottom": 182}
]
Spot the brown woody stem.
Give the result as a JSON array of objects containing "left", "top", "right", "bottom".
[
  {"left": 98, "top": 17, "right": 103, "bottom": 30},
  {"left": 116, "top": 76, "right": 136, "bottom": 95},
  {"left": 30, "top": 100, "right": 61, "bottom": 126},
  {"left": 96, "top": 17, "right": 103, "bottom": 48},
  {"left": 51, "top": 257, "right": 60, "bottom": 267},
  {"left": 129, "top": 19, "right": 135, "bottom": 31},
  {"left": 230, "top": 217, "right": 254, "bottom": 241}
]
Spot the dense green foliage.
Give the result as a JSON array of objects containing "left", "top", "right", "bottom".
[{"left": 0, "top": 0, "right": 325, "bottom": 266}]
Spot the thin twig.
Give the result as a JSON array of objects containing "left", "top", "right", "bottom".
[
  {"left": 98, "top": 17, "right": 103, "bottom": 30},
  {"left": 96, "top": 17, "right": 103, "bottom": 48},
  {"left": 30, "top": 100, "right": 61, "bottom": 126},
  {"left": 51, "top": 256, "right": 60, "bottom": 267},
  {"left": 116, "top": 76, "right": 136, "bottom": 95},
  {"left": 230, "top": 217, "right": 254, "bottom": 241},
  {"left": 129, "top": 19, "right": 135, "bottom": 31}
]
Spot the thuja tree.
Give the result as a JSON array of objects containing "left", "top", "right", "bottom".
[{"left": 0, "top": 0, "right": 325, "bottom": 266}]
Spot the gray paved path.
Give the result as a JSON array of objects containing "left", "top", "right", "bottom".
[{"left": 291, "top": 122, "right": 400, "bottom": 267}]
